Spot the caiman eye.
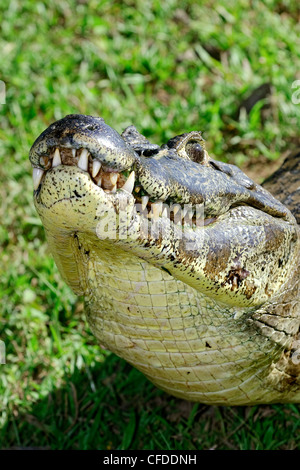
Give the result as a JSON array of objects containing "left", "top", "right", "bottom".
[{"left": 185, "top": 140, "right": 206, "bottom": 163}]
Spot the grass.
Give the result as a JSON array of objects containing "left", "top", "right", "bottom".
[{"left": 0, "top": 0, "right": 300, "bottom": 450}]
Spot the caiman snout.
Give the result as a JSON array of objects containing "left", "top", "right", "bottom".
[{"left": 29, "top": 114, "right": 137, "bottom": 172}]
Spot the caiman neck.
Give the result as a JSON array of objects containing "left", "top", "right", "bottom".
[{"left": 43, "top": 225, "right": 300, "bottom": 405}]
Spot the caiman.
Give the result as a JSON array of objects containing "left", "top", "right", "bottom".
[{"left": 29, "top": 114, "right": 300, "bottom": 405}]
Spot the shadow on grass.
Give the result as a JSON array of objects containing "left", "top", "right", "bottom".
[{"left": 1, "top": 352, "right": 299, "bottom": 450}]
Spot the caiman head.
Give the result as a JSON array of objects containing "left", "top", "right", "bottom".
[{"left": 29, "top": 114, "right": 300, "bottom": 405}]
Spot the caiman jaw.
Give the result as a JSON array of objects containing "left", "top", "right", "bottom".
[
  {"left": 30, "top": 115, "right": 299, "bottom": 309},
  {"left": 33, "top": 146, "right": 136, "bottom": 195},
  {"left": 31, "top": 146, "right": 298, "bottom": 310},
  {"left": 30, "top": 114, "right": 295, "bottom": 227},
  {"left": 32, "top": 146, "right": 217, "bottom": 228}
]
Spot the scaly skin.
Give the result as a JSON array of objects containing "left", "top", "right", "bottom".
[{"left": 30, "top": 114, "right": 300, "bottom": 405}]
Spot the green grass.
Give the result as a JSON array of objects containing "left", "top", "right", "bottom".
[{"left": 0, "top": 0, "right": 300, "bottom": 450}]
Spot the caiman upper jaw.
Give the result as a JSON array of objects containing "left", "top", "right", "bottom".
[
  {"left": 32, "top": 149, "right": 137, "bottom": 201},
  {"left": 30, "top": 114, "right": 295, "bottom": 224},
  {"left": 29, "top": 114, "right": 138, "bottom": 172}
]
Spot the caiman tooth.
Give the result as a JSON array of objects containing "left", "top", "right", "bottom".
[
  {"left": 33, "top": 168, "right": 44, "bottom": 190},
  {"left": 141, "top": 196, "right": 149, "bottom": 210},
  {"left": 173, "top": 205, "right": 181, "bottom": 216},
  {"left": 92, "top": 160, "right": 101, "bottom": 178},
  {"left": 40, "top": 156, "right": 48, "bottom": 166},
  {"left": 109, "top": 173, "right": 118, "bottom": 185},
  {"left": 121, "top": 170, "right": 135, "bottom": 193},
  {"left": 162, "top": 207, "right": 168, "bottom": 218},
  {"left": 78, "top": 148, "right": 89, "bottom": 171},
  {"left": 111, "top": 184, "right": 117, "bottom": 193},
  {"left": 187, "top": 208, "right": 194, "bottom": 220},
  {"left": 152, "top": 201, "right": 163, "bottom": 219},
  {"left": 182, "top": 206, "right": 190, "bottom": 219},
  {"left": 97, "top": 177, "right": 102, "bottom": 187},
  {"left": 196, "top": 208, "right": 204, "bottom": 220},
  {"left": 72, "top": 149, "right": 76, "bottom": 158},
  {"left": 52, "top": 148, "right": 62, "bottom": 167}
]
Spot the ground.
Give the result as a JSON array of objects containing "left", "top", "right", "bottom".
[{"left": 0, "top": 0, "right": 300, "bottom": 450}]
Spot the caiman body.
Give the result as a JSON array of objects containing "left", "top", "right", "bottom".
[{"left": 30, "top": 115, "right": 300, "bottom": 405}]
